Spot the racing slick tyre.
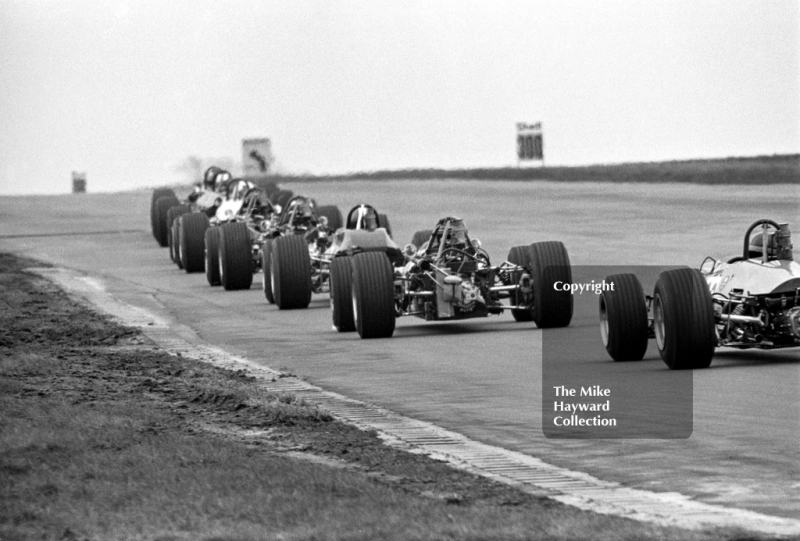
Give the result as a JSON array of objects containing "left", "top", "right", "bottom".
[
  {"left": 179, "top": 213, "right": 210, "bottom": 273},
  {"left": 171, "top": 219, "right": 182, "bottom": 269},
  {"left": 315, "top": 205, "right": 343, "bottom": 231},
  {"left": 261, "top": 238, "right": 274, "bottom": 303},
  {"left": 167, "top": 205, "right": 190, "bottom": 264},
  {"left": 600, "top": 273, "right": 649, "bottom": 361},
  {"left": 330, "top": 255, "right": 355, "bottom": 332},
  {"left": 151, "top": 190, "right": 177, "bottom": 245},
  {"left": 351, "top": 252, "right": 395, "bottom": 338},
  {"left": 377, "top": 214, "right": 393, "bottom": 238},
  {"left": 271, "top": 189, "right": 294, "bottom": 208},
  {"left": 218, "top": 222, "right": 253, "bottom": 291},
  {"left": 507, "top": 245, "right": 534, "bottom": 322},
  {"left": 411, "top": 229, "right": 433, "bottom": 250},
  {"left": 271, "top": 234, "right": 312, "bottom": 309},
  {"left": 653, "top": 268, "right": 716, "bottom": 369},
  {"left": 204, "top": 227, "right": 221, "bottom": 286},
  {"left": 529, "top": 241, "right": 573, "bottom": 328}
]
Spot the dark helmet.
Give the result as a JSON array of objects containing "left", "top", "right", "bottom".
[{"left": 203, "top": 166, "right": 221, "bottom": 190}]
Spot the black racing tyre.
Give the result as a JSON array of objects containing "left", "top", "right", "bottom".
[
  {"left": 205, "top": 227, "right": 221, "bottom": 286},
  {"left": 179, "top": 213, "right": 209, "bottom": 273},
  {"left": 330, "top": 256, "right": 355, "bottom": 332},
  {"left": 315, "top": 205, "right": 343, "bottom": 231},
  {"left": 271, "top": 189, "right": 294, "bottom": 208},
  {"left": 377, "top": 214, "right": 393, "bottom": 238},
  {"left": 529, "top": 241, "right": 573, "bottom": 328},
  {"left": 351, "top": 251, "right": 395, "bottom": 338},
  {"left": 166, "top": 205, "right": 190, "bottom": 263},
  {"left": 653, "top": 268, "right": 716, "bottom": 369},
  {"left": 600, "top": 273, "right": 649, "bottom": 361},
  {"left": 507, "top": 245, "right": 534, "bottom": 322},
  {"left": 218, "top": 222, "right": 253, "bottom": 291},
  {"left": 261, "top": 238, "right": 274, "bottom": 303},
  {"left": 271, "top": 234, "right": 312, "bottom": 309},
  {"left": 171, "top": 219, "right": 182, "bottom": 268},
  {"left": 155, "top": 195, "right": 180, "bottom": 248},
  {"left": 410, "top": 229, "right": 433, "bottom": 250},
  {"left": 151, "top": 190, "right": 177, "bottom": 245}
]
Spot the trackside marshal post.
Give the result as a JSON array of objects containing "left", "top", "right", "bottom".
[{"left": 517, "top": 122, "right": 544, "bottom": 166}]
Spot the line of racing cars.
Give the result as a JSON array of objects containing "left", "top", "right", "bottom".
[{"left": 150, "top": 167, "right": 799, "bottom": 369}]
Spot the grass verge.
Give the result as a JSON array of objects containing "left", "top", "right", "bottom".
[{"left": 0, "top": 253, "right": 768, "bottom": 540}]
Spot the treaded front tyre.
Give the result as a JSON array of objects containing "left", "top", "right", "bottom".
[
  {"left": 152, "top": 190, "right": 177, "bottom": 245},
  {"left": 529, "top": 241, "right": 573, "bottom": 328},
  {"left": 653, "top": 268, "right": 716, "bottom": 369},
  {"left": 218, "top": 222, "right": 253, "bottom": 291},
  {"left": 261, "top": 238, "right": 274, "bottom": 303},
  {"left": 180, "top": 213, "right": 210, "bottom": 273},
  {"left": 330, "top": 255, "right": 355, "bottom": 332},
  {"left": 205, "top": 227, "right": 221, "bottom": 286},
  {"left": 600, "top": 273, "right": 648, "bottom": 361},
  {"left": 315, "top": 205, "right": 343, "bottom": 231},
  {"left": 351, "top": 251, "right": 395, "bottom": 338},
  {"left": 271, "top": 234, "right": 312, "bottom": 309},
  {"left": 507, "top": 245, "right": 534, "bottom": 322}
]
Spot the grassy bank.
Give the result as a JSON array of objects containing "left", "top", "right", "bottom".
[
  {"left": 262, "top": 154, "right": 799, "bottom": 185},
  {"left": 0, "top": 253, "right": 760, "bottom": 540}
]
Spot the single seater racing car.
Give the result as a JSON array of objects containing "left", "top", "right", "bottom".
[
  {"left": 599, "top": 219, "right": 799, "bottom": 369},
  {"left": 330, "top": 216, "right": 574, "bottom": 338}
]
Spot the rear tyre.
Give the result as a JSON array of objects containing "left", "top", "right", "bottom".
[
  {"left": 151, "top": 190, "right": 177, "bottom": 245},
  {"left": 205, "top": 227, "right": 221, "bottom": 286},
  {"left": 377, "top": 214, "right": 393, "bottom": 238},
  {"left": 507, "top": 245, "right": 534, "bottom": 322},
  {"left": 410, "top": 229, "right": 433, "bottom": 250},
  {"left": 218, "top": 222, "right": 253, "bottom": 290},
  {"left": 351, "top": 252, "right": 395, "bottom": 338},
  {"left": 600, "top": 273, "right": 649, "bottom": 361},
  {"left": 330, "top": 256, "right": 355, "bottom": 332},
  {"left": 653, "top": 268, "right": 716, "bottom": 369},
  {"left": 315, "top": 205, "right": 343, "bottom": 231},
  {"left": 529, "top": 241, "right": 573, "bottom": 328},
  {"left": 271, "top": 234, "right": 312, "bottom": 309},
  {"left": 180, "top": 213, "right": 210, "bottom": 273},
  {"left": 261, "top": 238, "right": 274, "bottom": 303},
  {"left": 167, "top": 205, "right": 190, "bottom": 264}
]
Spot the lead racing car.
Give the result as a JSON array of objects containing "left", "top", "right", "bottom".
[
  {"left": 599, "top": 219, "right": 799, "bottom": 369},
  {"left": 330, "top": 216, "right": 574, "bottom": 338}
]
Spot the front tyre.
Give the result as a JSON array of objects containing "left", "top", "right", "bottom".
[
  {"left": 529, "top": 241, "right": 573, "bottom": 328},
  {"left": 218, "top": 222, "right": 253, "bottom": 291},
  {"left": 261, "top": 238, "right": 274, "bottom": 303},
  {"left": 599, "top": 273, "right": 648, "bottom": 361},
  {"left": 351, "top": 252, "right": 395, "bottom": 338},
  {"left": 271, "top": 234, "right": 312, "bottom": 309},
  {"left": 205, "top": 227, "right": 221, "bottom": 286},
  {"left": 653, "top": 268, "right": 716, "bottom": 369},
  {"left": 180, "top": 213, "right": 210, "bottom": 273},
  {"left": 330, "top": 256, "right": 355, "bottom": 332}
]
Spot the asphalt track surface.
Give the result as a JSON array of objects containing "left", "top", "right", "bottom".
[{"left": 1, "top": 180, "right": 798, "bottom": 521}]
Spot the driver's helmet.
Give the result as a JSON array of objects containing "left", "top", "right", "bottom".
[
  {"left": 749, "top": 232, "right": 776, "bottom": 259},
  {"left": 444, "top": 220, "right": 469, "bottom": 249},
  {"left": 214, "top": 171, "right": 232, "bottom": 193},
  {"left": 203, "top": 166, "right": 221, "bottom": 190},
  {"left": 290, "top": 199, "right": 316, "bottom": 223},
  {"left": 353, "top": 205, "right": 378, "bottom": 231}
]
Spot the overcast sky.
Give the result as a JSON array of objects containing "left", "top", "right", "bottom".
[{"left": 1, "top": 0, "right": 797, "bottom": 194}]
